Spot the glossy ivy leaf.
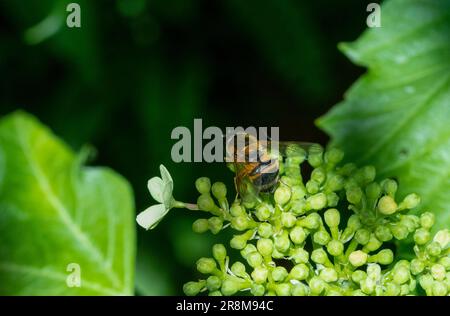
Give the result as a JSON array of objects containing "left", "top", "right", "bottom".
[
  {"left": 0, "top": 111, "right": 135, "bottom": 295},
  {"left": 317, "top": 0, "right": 450, "bottom": 232},
  {"left": 137, "top": 165, "right": 175, "bottom": 230}
]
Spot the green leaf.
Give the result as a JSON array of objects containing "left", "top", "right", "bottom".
[
  {"left": 136, "top": 204, "right": 168, "bottom": 230},
  {"left": 317, "top": 0, "right": 450, "bottom": 232},
  {"left": 0, "top": 111, "right": 135, "bottom": 295}
]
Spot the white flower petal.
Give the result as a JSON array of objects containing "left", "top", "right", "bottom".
[
  {"left": 136, "top": 204, "right": 169, "bottom": 230},
  {"left": 160, "top": 164, "right": 173, "bottom": 186},
  {"left": 147, "top": 176, "right": 164, "bottom": 203}
]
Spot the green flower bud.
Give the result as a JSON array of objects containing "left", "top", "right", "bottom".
[
  {"left": 347, "top": 215, "right": 361, "bottom": 230},
  {"left": 377, "top": 196, "right": 397, "bottom": 215},
  {"left": 311, "top": 248, "right": 329, "bottom": 265},
  {"left": 281, "top": 212, "right": 297, "bottom": 228},
  {"left": 419, "top": 274, "right": 433, "bottom": 291},
  {"left": 272, "top": 267, "right": 288, "bottom": 282},
  {"left": 221, "top": 278, "right": 244, "bottom": 296},
  {"left": 272, "top": 248, "right": 285, "bottom": 259},
  {"left": 398, "top": 193, "right": 420, "bottom": 210},
  {"left": 275, "top": 231, "right": 291, "bottom": 253},
  {"left": 242, "top": 199, "right": 256, "bottom": 209},
  {"left": 291, "top": 185, "right": 306, "bottom": 200},
  {"left": 258, "top": 222, "right": 273, "bottom": 238},
  {"left": 291, "top": 199, "right": 307, "bottom": 215},
  {"left": 346, "top": 186, "right": 363, "bottom": 204},
  {"left": 290, "top": 226, "right": 307, "bottom": 244},
  {"left": 211, "top": 182, "right": 227, "bottom": 199},
  {"left": 307, "top": 193, "right": 327, "bottom": 210},
  {"left": 241, "top": 244, "right": 257, "bottom": 258},
  {"left": 230, "top": 233, "right": 249, "bottom": 250},
  {"left": 324, "top": 209, "right": 340, "bottom": 228},
  {"left": 326, "top": 174, "right": 345, "bottom": 191},
  {"left": 375, "top": 225, "right": 393, "bottom": 242},
  {"left": 420, "top": 212, "right": 435, "bottom": 229},
  {"left": 410, "top": 259, "right": 426, "bottom": 275},
  {"left": 426, "top": 242, "right": 442, "bottom": 257},
  {"left": 206, "top": 275, "right": 222, "bottom": 291},
  {"left": 360, "top": 277, "right": 376, "bottom": 294},
  {"left": 257, "top": 238, "right": 274, "bottom": 257},
  {"left": 212, "top": 244, "right": 227, "bottom": 263},
  {"left": 340, "top": 227, "right": 355, "bottom": 243},
  {"left": 274, "top": 186, "right": 291, "bottom": 205},
  {"left": 246, "top": 251, "right": 263, "bottom": 268},
  {"left": 365, "top": 182, "right": 381, "bottom": 200},
  {"left": 306, "top": 180, "right": 320, "bottom": 194},
  {"left": 363, "top": 234, "right": 382, "bottom": 252},
  {"left": 231, "top": 215, "right": 250, "bottom": 231},
  {"left": 230, "top": 203, "right": 246, "bottom": 217},
  {"left": 432, "top": 281, "right": 447, "bottom": 296},
  {"left": 390, "top": 224, "right": 409, "bottom": 240},
  {"left": 393, "top": 266, "right": 410, "bottom": 285},
  {"left": 275, "top": 283, "right": 292, "bottom": 296},
  {"left": 381, "top": 179, "right": 397, "bottom": 196},
  {"left": 255, "top": 203, "right": 273, "bottom": 221},
  {"left": 384, "top": 283, "right": 401, "bottom": 296},
  {"left": 291, "top": 248, "right": 309, "bottom": 264},
  {"left": 324, "top": 147, "right": 344, "bottom": 165},
  {"left": 433, "top": 229, "right": 450, "bottom": 249},
  {"left": 327, "top": 240, "right": 344, "bottom": 256},
  {"left": 338, "top": 163, "right": 356, "bottom": 176},
  {"left": 251, "top": 284, "right": 265, "bottom": 296},
  {"left": 209, "top": 290, "right": 222, "bottom": 296},
  {"left": 292, "top": 282, "right": 310, "bottom": 296},
  {"left": 208, "top": 216, "right": 223, "bottom": 234},
  {"left": 196, "top": 257, "right": 217, "bottom": 274},
  {"left": 320, "top": 268, "right": 338, "bottom": 283},
  {"left": 298, "top": 213, "right": 321, "bottom": 230},
  {"left": 438, "top": 256, "right": 450, "bottom": 269},
  {"left": 309, "top": 277, "right": 325, "bottom": 295},
  {"left": 374, "top": 249, "right": 394, "bottom": 265},
  {"left": 251, "top": 266, "right": 269, "bottom": 284},
  {"left": 351, "top": 270, "right": 367, "bottom": 283},
  {"left": 290, "top": 264, "right": 309, "bottom": 280},
  {"left": 431, "top": 264, "right": 446, "bottom": 281},
  {"left": 349, "top": 251, "right": 368, "bottom": 267},
  {"left": 308, "top": 144, "right": 324, "bottom": 168},
  {"left": 192, "top": 218, "right": 209, "bottom": 233},
  {"left": 414, "top": 228, "right": 431, "bottom": 245},
  {"left": 230, "top": 261, "right": 247, "bottom": 277},
  {"left": 313, "top": 230, "right": 331, "bottom": 246},
  {"left": 356, "top": 166, "right": 376, "bottom": 185},
  {"left": 400, "top": 215, "right": 420, "bottom": 233},
  {"left": 326, "top": 192, "right": 339, "bottom": 207},
  {"left": 198, "top": 194, "right": 217, "bottom": 212},
  {"left": 355, "top": 229, "right": 371, "bottom": 245},
  {"left": 183, "top": 281, "right": 205, "bottom": 296},
  {"left": 367, "top": 264, "right": 381, "bottom": 280},
  {"left": 195, "top": 177, "right": 211, "bottom": 194}
]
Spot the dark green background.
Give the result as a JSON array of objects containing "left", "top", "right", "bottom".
[{"left": 0, "top": 0, "right": 375, "bottom": 294}]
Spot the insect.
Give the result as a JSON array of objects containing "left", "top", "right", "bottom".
[{"left": 225, "top": 133, "right": 315, "bottom": 202}]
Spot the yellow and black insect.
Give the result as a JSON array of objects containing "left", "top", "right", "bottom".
[{"left": 226, "top": 133, "right": 313, "bottom": 202}]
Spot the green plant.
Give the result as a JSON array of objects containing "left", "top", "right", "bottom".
[
  {"left": 137, "top": 142, "right": 449, "bottom": 296},
  {"left": 0, "top": 112, "right": 135, "bottom": 295}
]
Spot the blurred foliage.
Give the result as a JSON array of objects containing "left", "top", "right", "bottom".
[
  {"left": 0, "top": 0, "right": 377, "bottom": 294},
  {"left": 0, "top": 112, "right": 135, "bottom": 295}
]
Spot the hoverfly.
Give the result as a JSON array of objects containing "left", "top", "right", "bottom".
[{"left": 225, "top": 132, "right": 316, "bottom": 202}]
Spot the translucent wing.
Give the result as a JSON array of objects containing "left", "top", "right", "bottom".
[{"left": 266, "top": 141, "right": 320, "bottom": 160}]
